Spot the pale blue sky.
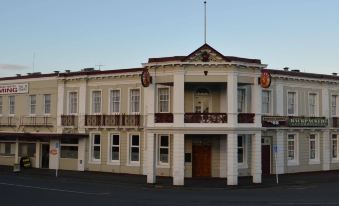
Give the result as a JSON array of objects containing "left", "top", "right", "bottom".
[{"left": 1, "top": 0, "right": 339, "bottom": 77}]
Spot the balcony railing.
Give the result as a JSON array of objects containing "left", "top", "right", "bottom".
[
  {"left": 333, "top": 117, "right": 339, "bottom": 127},
  {"left": 61, "top": 115, "right": 78, "bottom": 127},
  {"left": 85, "top": 114, "right": 142, "bottom": 127},
  {"left": 155, "top": 113, "right": 173, "bottom": 123},
  {"left": 0, "top": 116, "right": 18, "bottom": 127},
  {"left": 238, "top": 113, "right": 255, "bottom": 123},
  {"left": 184, "top": 113, "right": 227, "bottom": 123},
  {"left": 20, "top": 116, "right": 54, "bottom": 127}
]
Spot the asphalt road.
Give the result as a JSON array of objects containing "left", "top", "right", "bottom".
[{"left": 1, "top": 173, "right": 339, "bottom": 206}]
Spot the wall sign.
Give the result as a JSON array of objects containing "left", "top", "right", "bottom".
[
  {"left": 260, "top": 70, "right": 272, "bottom": 88},
  {"left": 288, "top": 117, "right": 328, "bottom": 127},
  {"left": 0, "top": 83, "right": 28, "bottom": 94},
  {"left": 262, "top": 116, "right": 288, "bottom": 127},
  {"left": 141, "top": 69, "right": 152, "bottom": 87}
]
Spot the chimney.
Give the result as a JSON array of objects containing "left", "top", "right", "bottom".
[
  {"left": 16, "top": 74, "right": 21, "bottom": 77},
  {"left": 283, "top": 67, "right": 289, "bottom": 71},
  {"left": 291, "top": 69, "right": 300, "bottom": 72},
  {"left": 65, "top": 70, "right": 71, "bottom": 73},
  {"left": 333, "top": 73, "right": 338, "bottom": 76},
  {"left": 54, "top": 71, "right": 60, "bottom": 74}
]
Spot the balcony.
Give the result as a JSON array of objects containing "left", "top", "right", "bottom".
[
  {"left": 184, "top": 113, "right": 227, "bottom": 123},
  {"left": 238, "top": 113, "right": 255, "bottom": 123},
  {"left": 0, "top": 116, "right": 18, "bottom": 127},
  {"left": 85, "top": 114, "right": 142, "bottom": 127},
  {"left": 20, "top": 116, "right": 54, "bottom": 127},
  {"left": 155, "top": 113, "right": 173, "bottom": 123},
  {"left": 61, "top": 115, "right": 78, "bottom": 127},
  {"left": 332, "top": 117, "right": 339, "bottom": 127}
]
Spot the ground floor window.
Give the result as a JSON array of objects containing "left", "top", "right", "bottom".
[
  {"left": 60, "top": 138, "right": 78, "bottom": 159},
  {"left": 287, "top": 134, "right": 298, "bottom": 165},
  {"left": 110, "top": 134, "right": 120, "bottom": 162},
  {"left": 19, "top": 143, "right": 36, "bottom": 157},
  {"left": 237, "top": 135, "right": 245, "bottom": 164},
  {"left": 91, "top": 134, "right": 101, "bottom": 162},
  {"left": 158, "top": 135, "right": 169, "bottom": 165},
  {"left": 309, "top": 134, "right": 319, "bottom": 162},
  {"left": 130, "top": 134, "right": 140, "bottom": 163},
  {"left": 332, "top": 134, "right": 338, "bottom": 160},
  {"left": 0, "top": 142, "right": 15, "bottom": 156}
]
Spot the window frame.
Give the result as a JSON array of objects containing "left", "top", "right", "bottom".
[
  {"left": 67, "top": 91, "right": 78, "bottom": 115},
  {"left": 332, "top": 134, "right": 339, "bottom": 162},
  {"left": 332, "top": 95, "right": 338, "bottom": 117},
  {"left": 237, "top": 135, "right": 248, "bottom": 168},
  {"left": 308, "top": 92, "right": 319, "bottom": 117},
  {"left": 237, "top": 88, "right": 247, "bottom": 113},
  {"left": 262, "top": 89, "right": 272, "bottom": 115},
  {"left": 287, "top": 133, "right": 299, "bottom": 166},
  {"left": 128, "top": 133, "right": 140, "bottom": 165},
  {"left": 287, "top": 91, "right": 298, "bottom": 116},
  {"left": 91, "top": 90, "right": 102, "bottom": 114},
  {"left": 0, "top": 141, "right": 15, "bottom": 156},
  {"left": 129, "top": 88, "right": 141, "bottom": 114},
  {"left": 157, "top": 134, "right": 170, "bottom": 167},
  {"left": 0, "top": 96, "right": 3, "bottom": 115},
  {"left": 60, "top": 138, "right": 78, "bottom": 159},
  {"left": 109, "top": 89, "right": 121, "bottom": 114},
  {"left": 107, "top": 133, "right": 120, "bottom": 164},
  {"left": 89, "top": 133, "right": 101, "bottom": 163},
  {"left": 309, "top": 133, "right": 320, "bottom": 164},
  {"left": 29, "top": 95, "right": 37, "bottom": 115},
  {"left": 43, "top": 94, "right": 51, "bottom": 115},
  {"left": 9, "top": 96, "right": 15, "bottom": 115},
  {"left": 157, "top": 86, "right": 170, "bottom": 113}
]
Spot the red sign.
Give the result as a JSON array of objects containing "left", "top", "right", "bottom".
[
  {"left": 260, "top": 70, "right": 272, "bottom": 88},
  {"left": 50, "top": 149, "right": 58, "bottom": 155},
  {"left": 141, "top": 69, "right": 152, "bottom": 87}
]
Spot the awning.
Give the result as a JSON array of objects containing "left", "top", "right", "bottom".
[{"left": 0, "top": 132, "right": 88, "bottom": 141}]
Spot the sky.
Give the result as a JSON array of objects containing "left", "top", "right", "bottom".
[{"left": 1, "top": 0, "right": 339, "bottom": 77}]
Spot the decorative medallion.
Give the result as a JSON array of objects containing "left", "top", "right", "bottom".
[
  {"left": 201, "top": 51, "right": 210, "bottom": 62},
  {"left": 141, "top": 69, "right": 152, "bottom": 87},
  {"left": 260, "top": 70, "right": 272, "bottom": 88}
]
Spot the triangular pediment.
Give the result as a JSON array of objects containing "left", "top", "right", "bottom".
[{"left": 183, "top": 43, "right": 229, "bottom": 63}]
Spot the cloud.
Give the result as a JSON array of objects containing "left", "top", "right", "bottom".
[{"left": 0, "top": 64, "right": 29, "bottom": 70}]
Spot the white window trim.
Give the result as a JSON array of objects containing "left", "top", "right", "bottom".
[
  {"left": 89, "top": 133, "right": 101, "bottom": 164},
  {"left": 331, "top": 95, "right": 338, "bottom": 117},
  {"left": 157, "top": 86, "right": 170, "bottom": 113},
  {"left": 237, "top": 87, "right": 248, "bottom": 113},
  {"left": 192, "top": 87, "right": 213, "bottom": 113},
  {"left": 107, "top": 132, "right": 120, "bottom": 165},
  {"left": 0, "top": 96, "right": 3, "bottom": 116},
  {"left": 238, "top": 135, "right": 248, "bottom": 169},
  {"left": 331, "top": 133, "right": 339, "bottom": 163},
  {"left": 287, "top": 133, "right": 299, "bottom": 166},
  {"left": 28, "top": 95, "right": 37, "bottom": 116},
  {"left": 127, "top": 132, "right": 141, "bottom": 166},
  {"left": 108, "top": 88, "right": 121, "bottom": 114},
  {"left": 287, "top": 91, "right": 298, "bottom": 116},
  {"left": 309, "top": 133, "right": 320, "bottom": 164},
  {"left": 67, "top": 91, "right": 79, "bottom": 115},
  {"left": 128, "top": 88, "right": 141, "bottom": 114},
  {"left": 156, "top": 134, "right": 170, "bottom": 168},
  {"left": 8, "top": 96, "right": 15, "bottom": 116},
  {"left": 0, "top": 141, "right": 16, "bottom": 157},
  {"left": 90, "top": 89, "right": 102, "bottom": 115},
  {"left": 43, "top": 94, "right": 51, "bottom": 115},
  {"left": 308, "top": 92, "right": 319, "bottom": 117},
  {"left": 262, "top": 89, "right": 273, "bottom": 115}
]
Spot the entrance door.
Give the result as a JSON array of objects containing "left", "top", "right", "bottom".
[
  {"left": 41, "top": 144, "right": 50, "bottom": 169},
  {"left": 261, "top": 145, "right": 271, "bottom": 175},
  {"left": 192, "top": 145, "right": 211, "bottom": 177}
]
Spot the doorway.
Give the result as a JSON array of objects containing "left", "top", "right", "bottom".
[
  {"left": 192, "top": 145, "right": 211, "bottom": 177},
  {"left": 261, "top": 137, "right": 271, "bottom": 175},
  {"left": 41, "top": 144, "right": 50, "bottom": 169},
  {"left": 194, "top": 88, "right": 211, "bottom": 113}
]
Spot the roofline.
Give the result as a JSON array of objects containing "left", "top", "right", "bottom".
[{"left": 267, "top": 69, "right": 339, "bottom": 81}]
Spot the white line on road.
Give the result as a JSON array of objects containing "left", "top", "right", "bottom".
[{"left": 0, "top": 182, "right": 110, "bottom": 196}]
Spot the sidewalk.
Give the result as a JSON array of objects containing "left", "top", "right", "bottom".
[{"left": 1, "top": 165, "right": 339, "bottom": 189}]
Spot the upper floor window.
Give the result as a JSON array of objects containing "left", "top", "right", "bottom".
[
  {"left": 44, "top": 94, "right": 51, "bottom": 114},
  {"left": 92, "top": 91, "right": 101, "bottom": 114},
  {"left": 29, "top": 95, "right": 36, "bottom": 115},
  {"left": 0, "top": 96, "right": 3, "bottom": 115},
  {"left": 130, "top": 89, "right": 140, "bottom": 113},
  {"left": 262, "top": 90, "right": 271, "bottom": 114},
  {"left": 308, "top": 93, "right": 318, "bottom": 116},
  {"left": 68, "top": 92, "right": 78, "bottom": 114},
  {"left": 332, "top": 95, "right": 338, "bottom": 116},
  {"left": 158, "top": 88, "right": 169, "bottom": 113},
  {"left": 287, "top": 92, "right": 297, "bottom": 115},
  {"left": 110, "top": 90, "right": 120, "bottom": 113},
  {"left": 9, "top": 96, "right": 15, "bottom": 115},
  {"left": 238, "top": 88, "right": 246, "bottom": 113}
]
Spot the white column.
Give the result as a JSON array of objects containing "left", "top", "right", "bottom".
[
  {"left": 173, "top": 71, "right": 185, "bottom": 127},
  {"left": 78, "top": 80, "right": 87, "bottom": 133},
  {"left": 35, "top": 140, "right": 41, "bottom": 168},
  {"left": 78, "top": 137, "right": 86, "bottom": 171},
  {"left": 227, "top": 133, "right": 238, "bottom": 185},
  {"left": 227, "top": 72, "right": 238, "bottom": 126},
  {"left": 322, "top": 130, "right": 330, "bottom": 171},
  {"left": 276, "top": 130, "right": 285, "bottom": 174},
  {"left": 57, "top": 81, "right": 65, "bottom": 133},
  {"left": 173, "top": 133, "right": 185, "bottom": 186},
  {"left": 14, "top": 138, "right": 19, "bottom": 164},
  {"left": 145, "top": 80, "right": 155, "bottom": 127},
  {"left": 146, "top": 132, "right": 156, "bottom": 184},
  {"left": 219, "top": 135, "right": 227, "bottom": 178},
  {"left": 251, "top": 132, "right": 262, "bottom": 183},
  {"left": 251, "top": 77, "right": 262, "bottom": 126},
  {"left": 276, "top": 83, "right": 284, "bottom": 115}
]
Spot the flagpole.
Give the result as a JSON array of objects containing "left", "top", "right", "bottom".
[{"left": 204, "top": 1, "right": 207, "bottom": 44}]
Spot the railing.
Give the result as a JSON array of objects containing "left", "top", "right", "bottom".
[
  {"left": 238, "top": 113, "right": 255, "bottom": 123},
  {"left": 155, "top": 113, "right": 173, "bottom": 123},
  {"left": 20, "top": 116, "right": 54, "bottom": 127},
  {"left": 85, "top": 114, "right": 142, "bottom": 127},
  {"left": 184, "top": 113, "right": 227, "bottom": 123},
  {"left": 333, "top": 117, "right": 339, "bottom": 127},
  {"left": 0, "top": 116, "right": 18, "bottom": 127},
  {"left": 61, "top": 115, "right": 78, "bottom": 127}
]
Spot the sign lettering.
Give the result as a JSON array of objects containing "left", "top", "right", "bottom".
[{"left": 0, "top": 83, "right": 28, "bottom": 94}]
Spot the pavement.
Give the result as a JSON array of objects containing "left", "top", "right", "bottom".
[{"left": 1, "top": 165, "right": 339, "bottom": 189}]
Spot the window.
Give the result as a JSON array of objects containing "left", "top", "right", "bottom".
[
  {"left": 262, "top": 90, "right": 271, "bottom": 114},
  {"left": 92, "top": 91, "right": 101, "bottom": 114},
  {"left": 44, "top": 94, "right": 51, "bottom": 114},
  {"left": 287, "top": 92, "right": 296, "bottom": 115},
  {"left": 237, "top": 135, "right": 245, "bottom": 164},
  {"left": 332, "top": 134, "right": 338, "bottom": 160},
  {"left": 158, "top": 135, "right": 169, "bottom": 164},
  {"left": 110, "top": 90, "right": 120, "bottom": 113},
  {"left": 110, "top": 134, "right": 120, "bottom": 161},
  {"left": 19, "top": 143, "right": 36, "bottom": 157},
  {"left": 238, "top": 88, "right": 246, "bottom": 113},
  {"left": 60, "top": 138, "right": 78, "bottom": 159},
  {"left": 332, "top": 95, "right": 337, "bottom": 116},
  {"left": 158, "top": 88, "right": 169, "bottom": 113},
  {"left": 308, "top": 93, "right": 317, "bottom": 116},
  {"left": 0, "top": 142, "right": 15, "bottom": 156},
  {"left": 9, "top": 96, "right": 15, "bottom": 115},
  {"left": 69, "top": 92, "right": 78, "bottom": 114},
  {"left": 130, "top": 89, "right": 140, "bottom": 113},
  {"left": 0, "top": 96, "right": 3, "bottom": 115},
  {"left": 130, "top": 134, "right": 140, "bottom": 163},
  {"left": 309, "top": 134, "right": 319, "bottom": 162},
  {"left": 287, "top": 134, "right": 298, "bottom": 165},
  {"left": 29, "top": 95, "right": 36, "bottom": 115},
  {"left": 91, "top": 134, "right": 101, "bottom": 161}
]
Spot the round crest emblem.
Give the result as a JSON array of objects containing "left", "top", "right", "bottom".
[
  {"left": 201, "top": 51, "right": 210, "bottom": 62},
  {"left": 260, "top": 70, "right": 272, "bottom": 88},
  {"left": 141, "top": 69, "right": 151, "bottom": 87}
]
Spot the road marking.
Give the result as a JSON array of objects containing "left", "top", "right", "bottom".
[
  {"left": 0, "top": 182, "right": 110, "bottom": 196},
  {"left": 272, "top": 203, "right": 321, "bottom": 205}
]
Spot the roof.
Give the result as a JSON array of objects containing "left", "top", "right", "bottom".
[{"left": 267, "top": 69, "right": 339, "bottom": 81}]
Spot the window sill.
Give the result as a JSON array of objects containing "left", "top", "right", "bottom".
[
  {"left": 309, "top": 160, "right": 320, "bottom": 165},
  {"left": 88, "top": 161, "right": 101, "bottom": 165},
  {"left": 0, "top": 155, "right": 15, "bottom": 157},
  {"left": 238, "top": 163, "right": 248, "bottom": 169},
  {"left": 287, "top": 161, "right": 299, "bottom": 166},
  {"left": 107, "top": 161, "right": 120, "bottom": 166},
  {"left": 157, "top": 164, "right": 170, "bottom": 169},
  {"left": 127, "top": 162, "right": 140, "bottom": 167},
  {"left": 331, "top": 159, "right": 339, "bottom": 164}
]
